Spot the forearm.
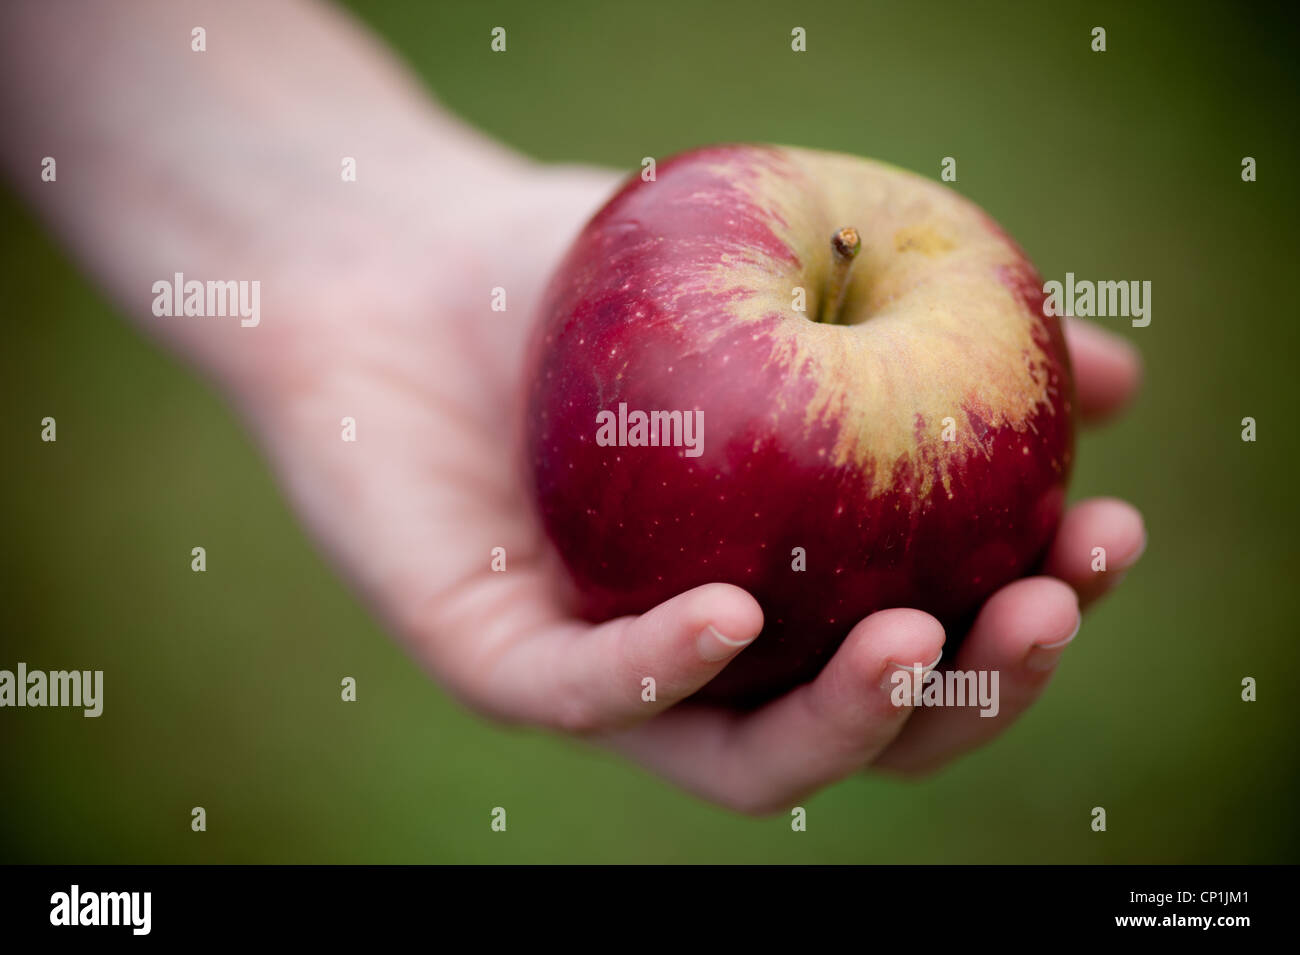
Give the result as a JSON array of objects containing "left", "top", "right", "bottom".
[{"left": 0, "top": 0, "right": 525, "bottom": 393}]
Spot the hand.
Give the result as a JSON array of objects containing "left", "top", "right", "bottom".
[
  {"left": 0, "top": 0, "right": 1143, "bottom": 814},
  {"left": 248, "top": 158, "right": 1145, "bottom": 815}
]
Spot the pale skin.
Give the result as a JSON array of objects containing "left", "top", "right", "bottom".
[{"left": 1, "top": 1, "right": 1145, "bottom": 814}]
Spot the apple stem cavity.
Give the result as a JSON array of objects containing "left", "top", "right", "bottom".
[{"left": 819, "top": 226, "right": 861, "bottom": 325}]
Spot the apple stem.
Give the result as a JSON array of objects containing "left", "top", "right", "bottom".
[{"left": 820, "top": 226, "right": 861, "bottom": 325}]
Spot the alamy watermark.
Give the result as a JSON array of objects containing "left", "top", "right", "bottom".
[
  {"left": 1042, "top": 273, "right": 1150, "bottom": 327},
  {"left": 151, "top": 272, "right": 260, "bottom": 327},
  {"left": 50, "top": 885, "right": 150, "bottom": 935},
  {"left": 889, "top": 665, "right": 1000, "bottom": 717},
  {"left": 0, "top": 663, "right": 103, "bottom": 717},
  {"left": 595, "top": 402, "right": 704, "bottom": 458}
]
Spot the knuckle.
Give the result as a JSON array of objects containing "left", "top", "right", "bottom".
[
  {"left": 551, "top": 694, "right": 605, "bottom": 735},
  {"left": 721, "top": 790, "right": 783, "bottom": 816}
]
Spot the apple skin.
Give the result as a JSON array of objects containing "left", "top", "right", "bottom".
[{"left": 525, "top": 144, "right": 1074, "bottom": 707}]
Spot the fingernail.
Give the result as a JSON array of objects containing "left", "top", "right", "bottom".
[
  {"left": 697, "top": 624, "right": 753, "bottom": 662},
  {"left": 1025, "top": 614, "right": 1082, "bottom": 672},
  {"left": 879, "top": 649, "right": 943, "bottom": 692},
  {"left": 1118, "top": 530, "right": 1148, "bottom": 570}
]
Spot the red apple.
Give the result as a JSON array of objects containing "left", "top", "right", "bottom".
[{"left": 525, "top": 144, "right": 1074, "bottom": 707}]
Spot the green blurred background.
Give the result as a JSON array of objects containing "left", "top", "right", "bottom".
[{"left": 2, "top": 0, "right": 1297, "bottom": 863}]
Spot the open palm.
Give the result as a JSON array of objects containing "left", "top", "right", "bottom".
[{"left": 249, "top": 160, "right": 1146, "bottom": 814}]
